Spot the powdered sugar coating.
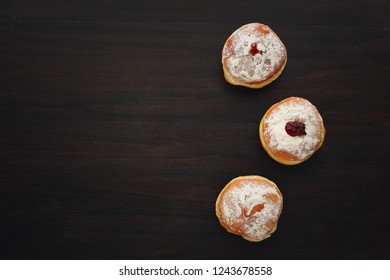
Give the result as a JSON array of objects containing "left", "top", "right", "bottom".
[
  {"left": 263, "top": 97, "right": 324, "bottom": 161},
  {"left": 217, "top": 176, "right": 283, "bottom": 242},
  {"left": 222, "top": 23, "right": 287, "bottom": 84}
]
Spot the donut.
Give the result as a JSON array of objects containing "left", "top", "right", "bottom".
[
  {"left": 216, "top": 175, "right": 283, "bottom": 242},
  {"left": 222, "top": 23, "right": 287, "bottom": 88},
  {"left": 259, "top": 97, "right": 326, "bottom": 165}
]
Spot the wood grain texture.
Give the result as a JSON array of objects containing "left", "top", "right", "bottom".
[{"left": 0, "top": 0, "right": 389, "bottom": 259}]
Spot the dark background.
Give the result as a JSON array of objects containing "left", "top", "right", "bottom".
[{"left": 0, "top": 0, "right": 389, "bottom": 260}]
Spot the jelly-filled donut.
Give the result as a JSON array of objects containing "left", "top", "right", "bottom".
[
  {"left": 259, "top": 97, "right": 326, "bottom": 165},
  {"left": 222, "top": 23, "right": 287, "bottom": 88},
  {"left": 216, "top": 175, "right": 283, "bottom": 242}
]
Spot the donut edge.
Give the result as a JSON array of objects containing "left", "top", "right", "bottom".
[{"left": 222, "top": 57, "right": 287, "bottom": 89}]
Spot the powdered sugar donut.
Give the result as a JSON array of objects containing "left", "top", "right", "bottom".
[
  {"left": 259, "top": 97, "right": 326, "bottom": 165},
  {"left": 216, "top": 175, "right": 283, "bottom": 242},
  {"left": 222, "top": 23, "right": 287, "bottom": 88}
]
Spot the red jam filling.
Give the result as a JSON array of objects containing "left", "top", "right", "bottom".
[
  {"left": 243, "top": 203, "right": 265, "bottom": 217},
  {"left": 249, "top": 43, "right": 263, "bottom": 56},
  {"left": 285, "top": 121, "right": 307, "bottom": 137}
]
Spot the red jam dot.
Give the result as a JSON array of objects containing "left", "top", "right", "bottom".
[
  {"left": 249, "top": 43, "right": 263, "bottom": 56},
  {"left": 285, "top": 121, "right": 307, "bottom": 137},
  {"left": 243, "top": 203, "right": 265, "bottom": 217}
]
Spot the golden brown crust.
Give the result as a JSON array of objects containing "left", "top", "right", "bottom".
[
  {"left": 222, "top": 58, "right": 287, "bottom": 89},
  {"left": 216, "top": 175, "right": 283, "bottom": 242},
  {"left": 259, "top": 97, "right": 326, "bottom": 165}
]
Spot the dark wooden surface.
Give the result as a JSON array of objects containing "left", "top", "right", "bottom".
[{"left": 0, "top": 0, "right": 389, "bottom": 260}]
